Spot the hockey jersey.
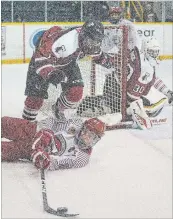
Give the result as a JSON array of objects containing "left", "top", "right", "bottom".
[
  {"left": 33, "top": 26, "right": 84, "bottom": 79},
  {"left": 126, "top": 47, "right": 168, "bottom": 103},
  {"left": 37, "top": 117, "right": 91, "bottom": 171}
]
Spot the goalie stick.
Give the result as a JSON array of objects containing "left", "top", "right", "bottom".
[{"left": 40, "top": 169, "right": 79, "bottom": 217}]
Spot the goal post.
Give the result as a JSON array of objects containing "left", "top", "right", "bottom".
[{"left": 76, "top": 25, "right": 129, "bottom": 126}]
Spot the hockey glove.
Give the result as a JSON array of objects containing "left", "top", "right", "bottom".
[
  {"left": 166, "top": 90, "right": 173, "bottom": 104},
  {"left": 31, "top": 149, "right": 50, "bottom": 169},
  {"left": 31, "top": 129, "right": 60, "bottom": 169},
  {"left": 32, "top": 129, "right": 55, "bottom": 151}
]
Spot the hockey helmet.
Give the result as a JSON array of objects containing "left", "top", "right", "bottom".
[
  {"left": 143, "top": 37, "right": 160, "bottom": 59},
  {"left": 79, "top": 20, "right": 104, "bottom": 56},
  {"left": 109, "top": 6, "right": 124, "bottom": 24},
  {"left": 77, "top": 118, "right": 105, "bottom": 149}
]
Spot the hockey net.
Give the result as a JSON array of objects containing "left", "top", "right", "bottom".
[{"left": 40, "top": 25, "right": 128, "bottom": 129}]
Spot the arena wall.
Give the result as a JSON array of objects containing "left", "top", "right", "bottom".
[{"left": 1, "top": 22, "right": 173, "bottom": 64}]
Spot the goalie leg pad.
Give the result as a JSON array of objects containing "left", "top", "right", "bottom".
[
  {"left": 128, "top": 99, "right": 152, "bottom": 130},
  {"left": 144, "top": 97, "right": 167, "bottom": 117}
]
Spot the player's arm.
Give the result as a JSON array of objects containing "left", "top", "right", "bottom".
[
  {"left": 31, "top": 128, "right": 92, "bottom": 170},
  {"left": 33, "top": 26, "right": 62, "bottom": 80},
  {"left": 153, "top": 77, "right": 173, "bottom": 104},
  {"left": 31, "top": 129, "right": 59, "bottom": 169},
  {"left": 49, "top": 148, "right": 92, "bottom": 171},
  {"left": 93, "top": 51, "right": 120, "bottom": 69}
]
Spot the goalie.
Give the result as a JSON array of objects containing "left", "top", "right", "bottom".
[
  {"left": 78, "top": 38, "right": 173, "bottom": 130},
  {"left": 1, "top": 116, "right": 105, "bottom": 170}
]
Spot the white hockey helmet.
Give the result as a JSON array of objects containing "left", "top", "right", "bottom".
[{"left": 143, "top": 37, "right": 160, "bottom": 59}]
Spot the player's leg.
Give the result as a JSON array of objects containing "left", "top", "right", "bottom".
[
  {"left": 1, "top": 117, "right": 37, "bottom": 161},
  {"left": 22, "top": 60, "right": 49, "bottom": 121},
  {"left": 2, "top": 140, "right": 32, "bottom": 161},
  {"left": 1, "top": 116, "right": 37, "bottom": 141},
  {"left": 53, "top": 62, "right": 84, "bottom": 120}
]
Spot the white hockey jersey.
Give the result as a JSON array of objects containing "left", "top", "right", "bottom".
[
  {"left": 37, "top": 117, "right": 91, "bottom": 171},
  {"left": 34, "top": 26, "right": 84, "bottom": 78}
]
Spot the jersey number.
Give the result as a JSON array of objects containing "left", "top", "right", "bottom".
[{"left": 133, "top": 84, "right": 145, "bottom": 93}]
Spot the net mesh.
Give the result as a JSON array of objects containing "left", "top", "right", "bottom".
[{"left": 40, "top": 25, "right": 128, "bottom": 126}]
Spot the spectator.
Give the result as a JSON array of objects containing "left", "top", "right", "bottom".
[
  {"left": 83, "top": 1, "right": 109, "bottom": 21},
  {"left": 14, "top": 14, "right": 23, "bottom": 22},
  {"left": 143, "top": 3, "right": 159, "bottom": 22}
]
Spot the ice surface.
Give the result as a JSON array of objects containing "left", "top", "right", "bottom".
[{"left": 1, "top": 60, "right": 172, "bottom": 218}]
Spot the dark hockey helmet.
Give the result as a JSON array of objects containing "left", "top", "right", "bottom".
[
  {"left": 77, "top": 118, "right": 105, "bottom": 150},
  {"left": 109, "top": 6, "right": 124, "bottom": 24},
  {"left": 79, "top": 20, "right": 104, "bottom": 56}
]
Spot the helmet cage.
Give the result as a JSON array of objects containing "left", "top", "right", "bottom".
[
  {"left": 79, "top": 21, "right": 104, "bottom": 56},
  {"left": 147, "top": 48, "right": 159, "bottom": 59},
  {"left": 77, "top": 125, "right": 100, "bottom": 149},
  {"left": 144, "top": 38, "right": 160, "bottom": 60},
  {"left": 81, "top": 34, "right": 102, "bottom": 55}
]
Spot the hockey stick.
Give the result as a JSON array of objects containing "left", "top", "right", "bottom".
[
  {"left": 40, "top": 168, "right": 79, "bottom": 217},
  {"left": 106, "top": 117, "right": 168, "bottom": 131}
]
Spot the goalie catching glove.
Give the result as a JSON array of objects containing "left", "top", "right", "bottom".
[{"left": 127, "top": 99, "right": 152, "bottom": 130}]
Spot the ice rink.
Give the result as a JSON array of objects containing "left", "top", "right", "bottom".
[{"left": 1, "top": 60, "right": 172, "bottom": 218}]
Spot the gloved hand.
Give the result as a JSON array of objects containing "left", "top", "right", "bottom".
[
  {"left": 32, "top": 129, "right": 55, "bottom": 150},
  {"left": 166, "top": 90, "right": 173, "bottom": 104},
  {"left": 31, "top": 149, "right": 50, "bottom": 169},
  {"left": 31, "top": 129, "right": 55, "bottom": 169}
]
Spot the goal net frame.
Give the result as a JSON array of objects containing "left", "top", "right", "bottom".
[{"left": 40, "top": 25, "right": 129, "bottom": 130}]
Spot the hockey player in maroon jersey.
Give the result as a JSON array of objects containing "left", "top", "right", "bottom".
[
  {"left": 1, "top": 116, "right": 105, "bottom": 170},
  {"left": 101, "top": 7, "right": 172, "bottom": 129},
  {"left": 103, "top": 37, "right": 173, "bottom": 129},
  {"left": 78, "top": 37, "right": 173, "bottom": 130},
  {"left": 22, "top": 20, "right": 105, "bottom": 122}
]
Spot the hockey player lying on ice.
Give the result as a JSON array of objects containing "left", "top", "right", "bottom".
[
  {"left": 1, "top": 116, "right": 105, "bottom": 170},
  {"left": 84, "top": 37, "right": 173, "bottom": 130}
]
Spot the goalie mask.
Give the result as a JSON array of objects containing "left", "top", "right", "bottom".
[
  {"left": 77, "top": 118, "right": 105, "bottom": 150},
  {"left": 109, "top": 7, "right": 124, "bottom": 24},
  {"left": 143, "top": 37, "right": 160, "bottom": 60},
  {"left": 79, "top": 20, "right": 104, "bottom": 56}
]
